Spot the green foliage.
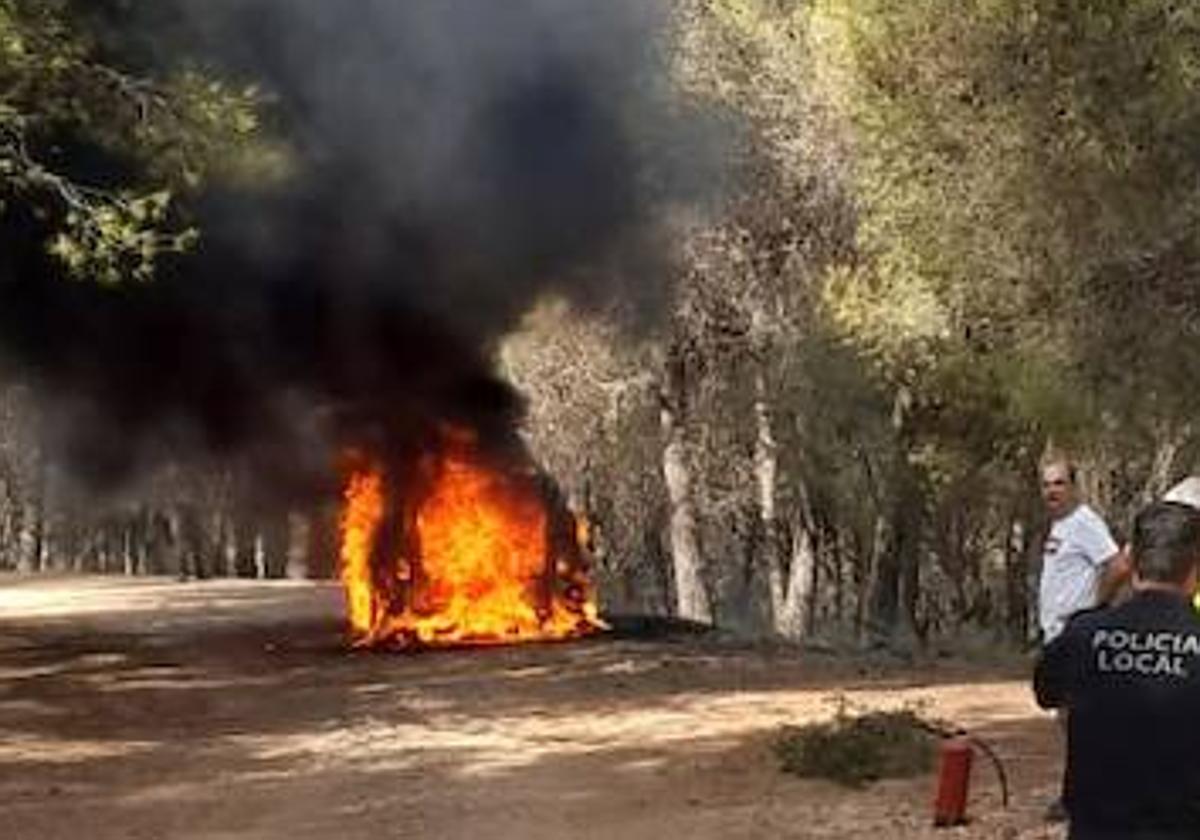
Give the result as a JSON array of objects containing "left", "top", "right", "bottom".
[
  {"left": 0, "top": 0, "right": 284, "bottom": 283},
  {"left": 46, "top": 190, "right": 200, "bottom": 284},
  {"left": 773, "top": 700, "right": 937, "bottom": 786},
  {"left": 813, "top": 0, "right": 1200, "bottom": 390}
]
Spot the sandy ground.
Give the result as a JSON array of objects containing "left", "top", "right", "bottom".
[{"left": 1, "top": 576, "right": 1069, "bottom": 840}]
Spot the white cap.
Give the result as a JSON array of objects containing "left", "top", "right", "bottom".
[{"left": 1163, "top": 477, "right": 1200, "bottom": 509}]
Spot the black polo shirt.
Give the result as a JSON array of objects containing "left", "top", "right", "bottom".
[{"left": 1034, "top": 589, "right": 1200, "bottom": 838}]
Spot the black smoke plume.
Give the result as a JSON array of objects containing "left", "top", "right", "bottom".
[{"left": 0, "top": 0, "right": 719, "bottom": 500}]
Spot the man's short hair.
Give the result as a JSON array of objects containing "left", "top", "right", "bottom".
[{"left": 1131, "top": 501, "right": 1200, "bottom": 585}]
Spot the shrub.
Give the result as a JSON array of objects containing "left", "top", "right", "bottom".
[{"left": 773, "top": 701, "right": 936, "bottom": 787}]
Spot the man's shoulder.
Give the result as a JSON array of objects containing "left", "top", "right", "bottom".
[
  {"left": 1057, "top": 504, "right": 1116, "bottom": 547},
  {"left": 1074, "top": 594, "right": 1200, "bottom": 633},
  {"left": 1068, "top": 503, "right": 1110, "bottom": 530}
]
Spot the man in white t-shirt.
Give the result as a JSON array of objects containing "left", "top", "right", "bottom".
[
  {"left": 1037, "top": 456, "right": 1124, "bottom": 823},
  {"left": 1039, "top": 461, "right": 1122, "bottom": 643}
]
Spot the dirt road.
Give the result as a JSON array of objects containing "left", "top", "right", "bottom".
[{"left": 1, "top": 577, "right": 1065, "bottom": 839}]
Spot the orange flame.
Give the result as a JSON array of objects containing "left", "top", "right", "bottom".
[
  {"left": 337, "top": 438, "right": 602, "bottom": 648},
  {"left": 340, "top": 469, "right": 385, "bottom": 636}
]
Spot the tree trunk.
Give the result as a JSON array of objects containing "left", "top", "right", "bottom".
[
  {"left": 122, "top": 520, "right": 138, "bottom": 576},
  {"left": 1005, "top": 514, "right": 1030, "bottom": 646},
  {"left": 775, "top": 523, "right": 816, "bottom": 639},
  {"left": 286, "top": 512, "right": 311, "bottom": 580},
  {"left": 164, "top": 508, "right": 186, "bottom": 579},
  {"left": 867, "top": 386, "right": 921, "bottom": 648},
  {"left": 142, "top": 514, "right": 165, "bottom": 575},
  {"left": 233, "top": 515, "right": 259, "bottom": 578},
  {"left": 304, "top": 505, "right": 338, "bottom": 579},
  {"left": 896, "top": 490, "right": 922, "bottom": 641},
  {"left": 183, "top": 507, "right": 214, "bottom": 579},
  {"left": 870, "top": 471, "right": 923, "bottom": 647},
  {"left": 753, "top": 370, "right": 818, "bottom": 640},
  {"left": 1139, "top": 422, "right": 1190, "bottom": 507},
  {"left": 859, "top": 512, "right": 886, "bottom": 641},
  {"left": 16, "top": 482, "right": 44, "bottom": 574},
  {"left": 831, "top": 523, "right": 845, "bottom": 625},
  {"left": 261, "top": 516, "right": 288, "bottom": 579},
  {"left": 660, "top": 385, "right": 711, "bottom": 624},
  {"left": 754, "top": 372, "right": 787, "bottom": 625}
]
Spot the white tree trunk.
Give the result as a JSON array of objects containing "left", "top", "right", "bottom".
[
  {"left": 661, "top": 397, "right": 712, "bottom": 624},
  {"left": 123, "top": 525, "right": 136, "bottom": 576},
  {"left": 165, "top": 508, "right": 185, "bottom": 578},
  {"left": 286, "top": 512, "right": 311, "bottom": 580},
  {"left": 1139, "top": 422, "right": 1190, "bottom": 506},
  {"left": 1006, "top": 516, "right": 1031, "bottom": 643},
  {"left": 755, "top": 373, "right": 816, "bottom": 640},
  {"left": 754, "top": 375, "right": 786, "bottom": 619},
  {"left": 859, "top": 512, "right": 888, "bottom": 640},
  {"left": 253, "top": 533, "right": 267, "bottom": 579},
  {"left": 16, "top": 503, "right": 41, "bottom": 574},
  {"left": 775, "top": 525, "right": 815, "bottom": 639}
]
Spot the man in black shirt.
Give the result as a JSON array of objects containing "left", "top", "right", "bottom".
[{"left": 1034, "top": 500, "right": 1200, "bottom": 839}]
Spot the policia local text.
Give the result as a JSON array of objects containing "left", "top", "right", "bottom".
[{"left": 1091, "top": 628, "right": 1200, "bottom": 678}]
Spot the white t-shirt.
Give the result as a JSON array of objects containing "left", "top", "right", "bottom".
[{"left": 1038, "top": 503, "right": 1119, "bottom": 642}]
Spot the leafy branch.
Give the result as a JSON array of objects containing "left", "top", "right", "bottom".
[{"left": 0, "top": 0, "right": 279, "bottom": 283}]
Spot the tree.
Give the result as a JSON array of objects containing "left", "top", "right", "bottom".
[
  {"left": 0, "top": 0, "right": 277, "bottom": 283},
  {"left": 811, "top": 0, "right": 1200, "bottom": 438}
]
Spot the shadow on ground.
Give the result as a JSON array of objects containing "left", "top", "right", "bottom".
[{"left": 0, "top": 577, "right": 1056, "bottom": 840}]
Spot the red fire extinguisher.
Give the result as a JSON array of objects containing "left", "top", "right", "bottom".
[
  {"left": 933, "top": 736, "right": 973, "bottom": 826},
  {"left": 931, "top": 730, "right": 1009, "bottom": 828}
]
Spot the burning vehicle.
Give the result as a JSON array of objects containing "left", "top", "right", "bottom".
[{"left": 338, "top": 427, "right": 602, "bottom": 648}]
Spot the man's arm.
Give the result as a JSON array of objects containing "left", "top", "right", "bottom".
[
  {"left": 1033, "top": 629, "right": 1078, "bottom": 710},
  {"left": 1094, "top": 546, "right": 1131, "bottom": 606}
]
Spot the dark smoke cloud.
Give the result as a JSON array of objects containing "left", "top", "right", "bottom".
[{"left": 0, "top": 0, "right": 722, "bottom": 499}]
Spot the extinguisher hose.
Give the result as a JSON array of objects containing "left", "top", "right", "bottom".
[{"left": 964, "top": 733, "right": 1010, "bottom": 809}]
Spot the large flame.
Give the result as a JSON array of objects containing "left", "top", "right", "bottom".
[{"left": 337, "top": 434, "right": 602, "bottom": 648}]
